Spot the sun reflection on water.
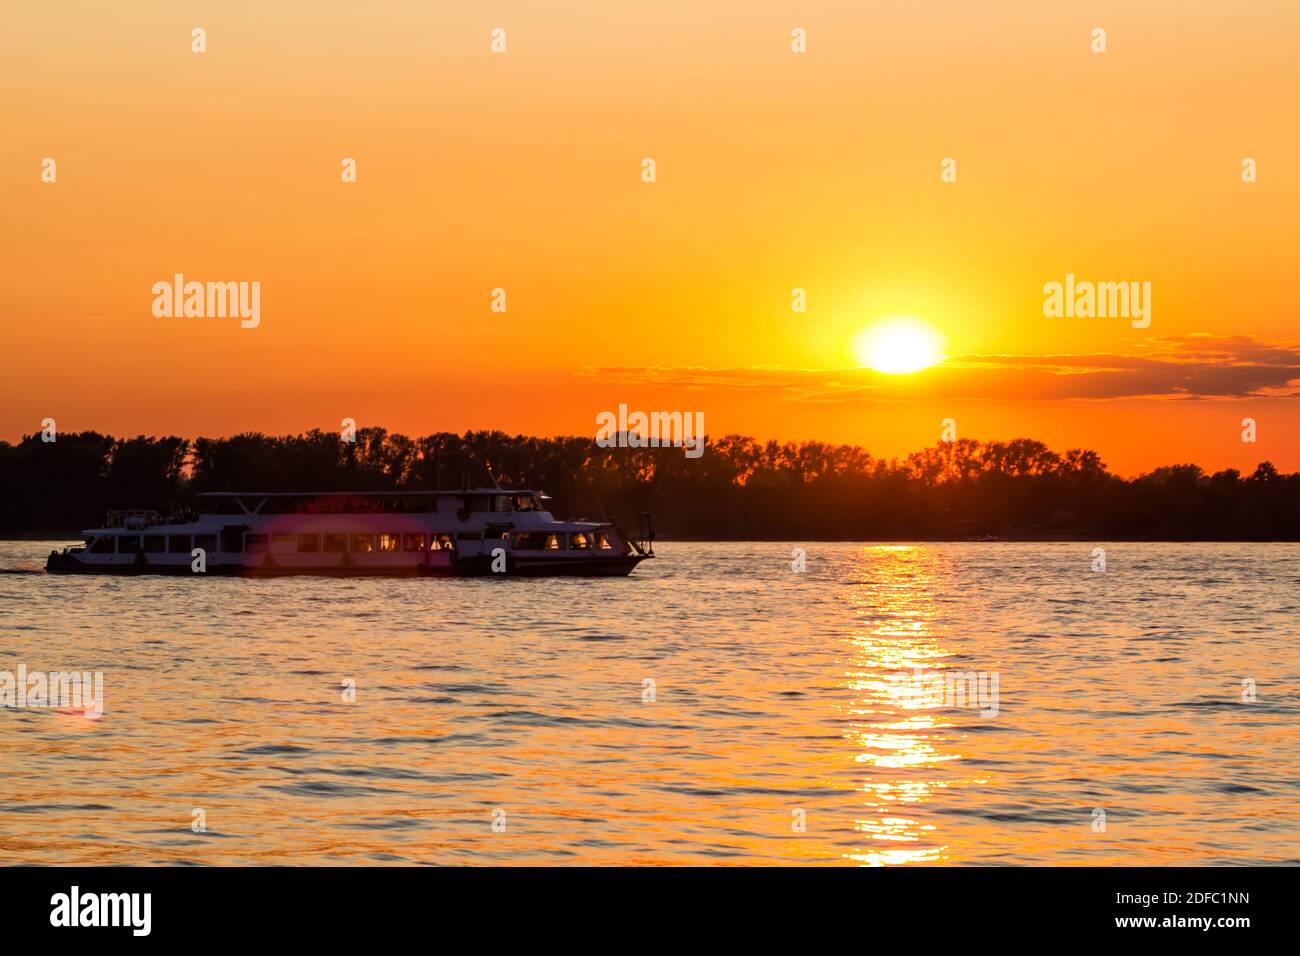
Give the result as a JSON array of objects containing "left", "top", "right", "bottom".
[{"left": 841, "top": 545, "right": 962, "bottom": 865}]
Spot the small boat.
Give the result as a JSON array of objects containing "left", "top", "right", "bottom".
[{"left": 45, "top": 490, "right": 654, "bottom": 577}]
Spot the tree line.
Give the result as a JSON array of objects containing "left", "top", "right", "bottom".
[{"left": 1, "top": 428, "right": 1296, "bottom": 539}]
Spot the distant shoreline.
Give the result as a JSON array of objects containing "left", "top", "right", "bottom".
[{"left": 6, "top": 430, "right": 1297, "bottom": 541}]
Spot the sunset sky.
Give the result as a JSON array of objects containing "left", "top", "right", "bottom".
[{"left": 2, "top": 1, "right": 1296, "bottom": 475}]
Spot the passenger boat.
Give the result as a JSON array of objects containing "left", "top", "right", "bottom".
[{"left": 45, "top": 490, "right": 654, "bottom": 577}]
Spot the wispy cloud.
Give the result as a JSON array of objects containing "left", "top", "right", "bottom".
[{"left": 582, "top": 335, "right": 1300, "bottom": 402}]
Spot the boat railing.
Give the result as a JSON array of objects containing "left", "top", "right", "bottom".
[
  {"left": 637, "top": 512, "right": 656, "bottom": 556},
  {"left": 105, "top": 510, "right": 161, "bottom": 529},
  {"left": 610, "top": 513, "right": 655, "bottom": 556}
]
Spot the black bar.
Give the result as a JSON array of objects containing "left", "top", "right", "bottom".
[{"left": 0, "top": 866, "right": 1281, "bottom": 942}]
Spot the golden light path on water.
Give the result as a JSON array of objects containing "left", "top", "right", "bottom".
[{"left": 841, "top": 546, "right": 960, "bottom": 865}]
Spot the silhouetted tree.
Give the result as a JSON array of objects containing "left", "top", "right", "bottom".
[{"left": 2, "top": 430, "right": 1297, "bottom": 539}]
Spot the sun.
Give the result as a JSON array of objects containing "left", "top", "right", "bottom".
[{"left": 853, "top": 318, "right": 943, "bottom": 374}]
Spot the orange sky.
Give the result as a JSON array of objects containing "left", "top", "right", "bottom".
[{"left": 2, "top": 1, "right": 1296, "bottom": 475}]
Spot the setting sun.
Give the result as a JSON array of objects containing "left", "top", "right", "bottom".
[{"left": 854, "top": 319, "right": 944, "bottom": 374}]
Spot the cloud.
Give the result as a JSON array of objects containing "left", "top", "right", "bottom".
[{"left": 582, "top": 335, "right": 1300, "bottom": 402}]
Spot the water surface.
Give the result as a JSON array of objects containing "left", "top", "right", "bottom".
[{"left": 0, "top": 541, "right": 1296, "bottom": 865}]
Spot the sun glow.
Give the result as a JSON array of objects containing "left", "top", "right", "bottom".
[{"left": 854, "top": 319, "right": 944, "bottom": 374}]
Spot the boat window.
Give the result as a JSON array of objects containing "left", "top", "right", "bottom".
[
  {"left": 351, "top": 534, "right": 375, "bottom": 553},
  {"left": 466, "top": 496, "right": 492, "bottom": 513},
  {"left": 116, "top": 536, "right": 141, "bottom": 554},
  {"left": 378, "top": 533, "right": 400, "bottom": 553},
  {"left": 246, "top": 534, "right": 269, "bottom": 553},
  {"left": 594, "top": 532, "right": 614, "bottom": 550},
  {"left": 512, "top": 495, "right": 540, "bottom": 512},
  {"left": 264, "top": 496, "right": 447, "bottom": 515},
  {"left": 167, "top": 535, "right": 191, "bottom": 553},
  {"left": 433, "top": 534, "right": 454, "bottom": 550},
  {"left": 385, "top": 497, "right": 430, "bottom": 514},
  {"left": 512, "top": 532, "right": 564, "bottom": 550},
  {"left": 297, "top": 534, "right": 321, "bottom": 553},
  {"left": 271, "top": 533, "right": 295, "bottom": 544},
  {"left": 90, "top": 536, "right": 114, "bottom": 554},
  {"left": 493, "top": 495, "right": 511, "bottom": 512},
  {"left": 294, "top": 496, "right": 378, "bottom": 515},
  {"left": 570, "top": 532, "right": 591, "bottom": 550},
  {"left": 219, "top": 529, "right": 244, "bottom": 552},
  {"left": 403, "top": 533, "right": 426, "bottom": 552},
  {"left": 456, "top": 532, "right": 482, "bottom": 541},
  {"left": 143, "top": 535, "right": 166, "bottom": 553},
  {"left": 323, "top": 533, "right": 346, "bottom": 553},
  {"left": 195, "top": 534, "right": 217, "bottom": 553}
]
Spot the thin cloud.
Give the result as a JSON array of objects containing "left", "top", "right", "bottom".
[{"left": 582, "top": 335, "right": 1300, "bottom": 402}]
